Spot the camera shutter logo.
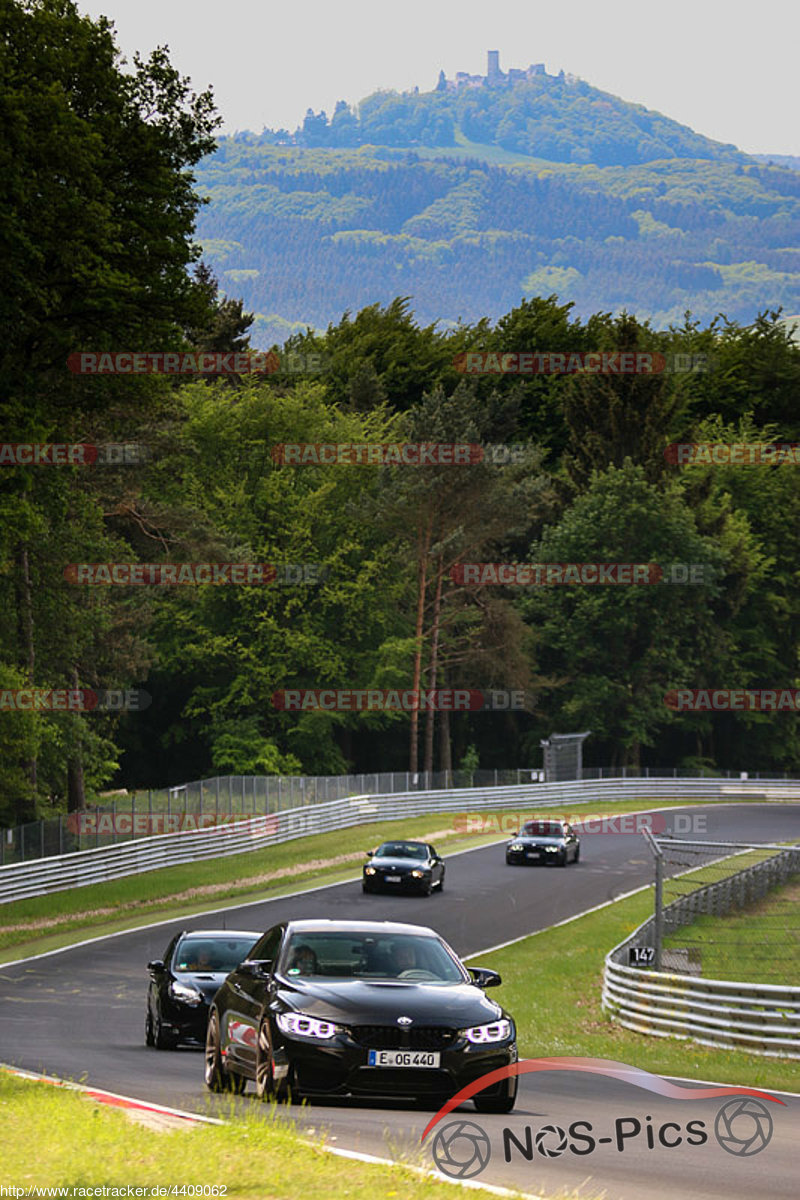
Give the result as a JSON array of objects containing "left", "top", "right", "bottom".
[
  {"left": 714, "top": 1099, "right": 773, "bottom": 1156},
  {"left": 535, "top": 1124, "right": 568, "bottom": 1157},
  {"left": 431, "top": 1120, "right": 491, "bottom": 1179},
  {"left": 397, "top": 1016, "right": 413, "bottom": 1025}
]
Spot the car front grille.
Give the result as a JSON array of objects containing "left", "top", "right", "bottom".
[{"left": 350, "top": 1025, "right": 459, "bottom": 1050}]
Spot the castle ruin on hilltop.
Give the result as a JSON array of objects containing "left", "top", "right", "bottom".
[{"left": 436, "top": 51, "right": 577, "bottom": 92}]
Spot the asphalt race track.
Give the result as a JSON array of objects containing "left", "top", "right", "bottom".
[{"left": 1, "top": 804, "right": 798, "bottom": 1199}]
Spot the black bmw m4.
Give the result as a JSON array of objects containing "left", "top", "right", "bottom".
[{"left": 204, "top": 919, "right": 518, "bottom": 1112}]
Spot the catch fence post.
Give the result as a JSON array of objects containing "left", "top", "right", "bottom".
[{"left": 643, "top": 828, "right": 664, "bottom": 971}]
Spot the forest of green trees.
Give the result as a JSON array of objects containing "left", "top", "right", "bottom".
[{"left": 2, "top": 1, "right": 800, "bottom": 828}]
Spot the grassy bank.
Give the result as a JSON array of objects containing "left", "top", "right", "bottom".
[
  {"left": 0, "top": 798, "right": 713, "bottom": 960},
  {"left": 0, "top": 1072, "right": 530, "bottom": 1200}
]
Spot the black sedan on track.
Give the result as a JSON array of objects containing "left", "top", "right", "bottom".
[
  {"left": 362, "top": 840, "right": 445, "bottom": 895},
  {"left": 204, "top": 918, "right": 518, "bottom": 1112},
  {"left": 146, "top": 929, "right": 260, "bottom": 1049},
  {"left": 505, "top": 819, "right": 580, "bottom": 866}
]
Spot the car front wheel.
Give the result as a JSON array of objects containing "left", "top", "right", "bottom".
[
  {"left": 256, "top": 1018, "right": 287, "bottom": 1102},
  {"left": 154, "top": 1010, "right": 178, "bottom": 1050},
  {"left": 204, "top": 1011, "right": 227, "bottom": 1092}
]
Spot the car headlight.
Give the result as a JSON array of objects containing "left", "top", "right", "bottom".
[
  {"left": 508, "top": 843, "right": 523, "bottom": 851},
  {"left": 410, "top": 869, "right": 425, "bottom": 878},
  {"left": 169, "top": 980, "right": 204, "bottom": 1006},
  {"left": 545, "top": 845, "right": 560, "bottom": 852},
  {"left": 463, "top": 1019, "right": 512, "bottom": 1044},
  {"left": 365, "top": 866, "right": 377, "bottom": 875},
  {"left": 276, "top": 1012, "right": 339, "bottom": 1039}
]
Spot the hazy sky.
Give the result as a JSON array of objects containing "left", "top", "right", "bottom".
[{"left": 78, "top": 0, "right": 798, "bottom": 156}]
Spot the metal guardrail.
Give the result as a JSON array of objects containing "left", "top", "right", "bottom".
[
  {"left": 1, "top": 768, "right": 544, "bottom": 866},
  {"left": 6, "top": 764, "right": 797, "bottom": 867},
  {"left": 2, "top": 776, "right": 800, "bottom": 906},
  {"left": 602, "top": 843, "right": 800, "bottom": 1058}
]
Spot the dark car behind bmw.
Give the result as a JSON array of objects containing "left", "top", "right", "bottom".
[
  {"left": 146, "top": 929, "right": 259, "bottom": 1048},
  {"left": 205, "top": 918, "right": 517, "bottom": 1111},
  {"left": 505, "top": 819, "right": 580, "bottom": 866},
  {"left": 362, "top": 840, "right": 445, "bottom": 895}
]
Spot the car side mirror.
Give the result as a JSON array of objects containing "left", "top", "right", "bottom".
[
  {"left": 147, "top": 960, "right": 165, "bottom": 973},
  {"left": 239, "top": 959, "right": 272, "bottom": 977},
  {"left": 469, "top": 967, "right": 501, "bottom": 988},
  {"left": 365, "top": 849, "right": 374, "bottom": 857}
]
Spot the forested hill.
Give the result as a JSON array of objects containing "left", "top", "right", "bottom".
[
  {"left": 195, "top": 144, "right": 800, "bottom": 347},
  {"left": 262, "top": 70, "right": 748, "bottom": 167},
  {"left": 192, "top": 62, "right": 799, "bottom": 346}
]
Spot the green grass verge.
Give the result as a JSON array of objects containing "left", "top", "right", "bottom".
[
  {"left": 0, "top": 1072, "right": 529, "bottom": 1200},
  {"left": 0, "top": 798, "right": 728, "bottom": 961},
  {"left": 663, "top": 875, "right": 800, "bottom": 984},
  {"left": 467, "top": 887, "right": 800, "bottom": 1093}
]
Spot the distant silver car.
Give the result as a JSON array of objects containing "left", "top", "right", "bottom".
[{"left": 505, "top": 819, "right": 580, "bottom": 867}]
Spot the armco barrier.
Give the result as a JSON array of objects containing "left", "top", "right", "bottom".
[
  {"left": 2, "top": 777, "right": 799, "bottom": 905},
  {"left": 602, "top": 844, "right": 800, "bottom": 1058}
]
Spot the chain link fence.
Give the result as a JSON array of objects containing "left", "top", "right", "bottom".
[{"left": 653, "top": 836, "right": 800, "bottom": 985}]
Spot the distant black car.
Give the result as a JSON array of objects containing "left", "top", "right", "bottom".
[
  {"left": 362, "top": 840, "right": 445, "bottom": 895},
  {"left": 146, "top": 929, "right": 259, "bottom": 1049},
  {"left": 505, "top": 819, "right": 580, "bottom": 866},
  {"left": 204, "top": 918, "right": 517, "bottom": 1112}
]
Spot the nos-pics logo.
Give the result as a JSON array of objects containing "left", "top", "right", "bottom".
[{"left": 423, "top": 1058, "right": 782, "bottom": 1181}]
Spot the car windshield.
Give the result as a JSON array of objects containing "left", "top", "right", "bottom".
[
  {"left": 174, "top": 936, "right": 257, "bottom": 973},
  {"left": 520, "top": 822, "right": 564, "bottom": 837},
  {"left": 280, "top": 932, "right": 466, "bottom": 982},
  {"left": 374, "top": 841, "right": 427, "bottom": 859}
]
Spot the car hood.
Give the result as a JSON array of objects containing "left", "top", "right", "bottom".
[
  {"left": 278, "top": 978, "right": 504, "bottom": 1026},
  {"left": 175, "top": 971, "right": 227, "bottom": 1001},
  {"left": 366, "top": 856, "right": 429, "bottom": 869}
]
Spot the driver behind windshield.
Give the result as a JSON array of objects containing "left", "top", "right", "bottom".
[
  {"left": 391, "top": 942, "right": 417, "bottom": 974},
  {"left": 377, "top": 842, "right": 425, "bottom": 858}
]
